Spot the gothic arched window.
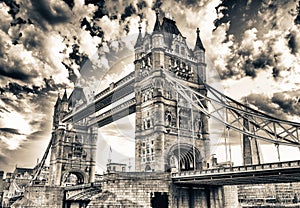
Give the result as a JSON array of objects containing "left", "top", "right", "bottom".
[
  {"left": 166, "top": 113, "right": 172, "bottom": 126},
  {"left": 145, "top": 165, "right": 152, "bottom": 172}
]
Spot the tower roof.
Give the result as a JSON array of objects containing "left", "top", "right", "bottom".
[
  {"left": 55, "top": 93, "right": 61, "bottom": 107},
  {"left": 62, "top": 89, "right": 68, "bottom": 102},
  {"left": 153, "top": 10, "right": 161, "bottom": 32},
  {"left": 161, "top": 17, "right": 181, "bottom": 35},
  {"left": 134, "top": 24, "right": 143, "bottom": 48},
  {"left": 194, "top": 28, "right": 205, "bottom": 51},
  {"left": 68, "top": 86, "right": 87, "bottom": 107}
]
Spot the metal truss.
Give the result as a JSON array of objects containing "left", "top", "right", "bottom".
[{"left": 164, "top": 71, "right": 300, "bottom": 147}]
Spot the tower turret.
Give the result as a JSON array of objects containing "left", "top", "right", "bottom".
[
  {"left": 53, "top": 93, "right": 61, "bottom": 129},
  {"left": 52, "top": 89, "right": 69, "bottom": 129},
  {"left": 61, "top": 89, "right": 68, "bottom": 112},
  {"left": 194, "top": 28, "right": 205, "bottom": 52},
  {"left": 153, "top": 10, "right": 161, "bottom": 32},
  {"left": 135, "top": 24, "right": 143, "bottom": 49},
  {"left": 151, "top": 11, "right": 164, "bottom": 67},
  {"left": 194, "top": 28, "right": 206, "bottom": 83}
]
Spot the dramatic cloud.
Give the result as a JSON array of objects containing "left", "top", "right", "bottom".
[
  {"left": 0, "top": 128, "right": 23, "bottom": 136},
  {"left": 212, "top": 0, "right": 300, "bottom": 80}
]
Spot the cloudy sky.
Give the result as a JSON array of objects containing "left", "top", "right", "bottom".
[{"left": 0, "top": 0, "right": 300, "bottom": 174}]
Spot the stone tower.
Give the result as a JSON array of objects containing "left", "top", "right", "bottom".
[
  {"left": 134, "top": 12, "right": 210, "bottom": 172},
  {"left": 243, "top": 100, "right": 262, "bottom": 165},
  {"left": 49, "top": 88, "right": 97, "bottom": 186}
]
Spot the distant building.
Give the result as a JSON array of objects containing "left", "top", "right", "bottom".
[
  {"left": 107, "top": 162, "right": 126, "bottom": 173},
  {"left": 1, "top": 166, "right": 49, "bottom": 207},
  {"left": 13, "top": 168, "right": 33, "bottom": 180}
]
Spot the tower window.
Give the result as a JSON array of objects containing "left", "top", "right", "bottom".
[
  {"left": 145, "top": 165, "right": 151, "bottom": 172},
  {"left": 166, "top": 114, "right": 172, "bottom": 126},
  {"left": 181, "top": 47, "right": 185, "bottom": 56},
  {"left": 175, "top": 45, "right": 179, "bottom": 53},
  {"left": 147, "top": 119, "right": 151, "bottom": 128}
]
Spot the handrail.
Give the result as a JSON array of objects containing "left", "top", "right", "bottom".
[{"left": 172, "top": 160, "right": 300, "bottom": 178}]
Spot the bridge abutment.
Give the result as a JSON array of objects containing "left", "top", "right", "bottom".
[
  {"left": 209, "top": 185, "right": 239, "bottom": 208},
  {"left": 88, "top": 172, "right": 171, "bottom": 207},
  {"left": 171, "top": 185, "right": 239, "bottom": 208}
]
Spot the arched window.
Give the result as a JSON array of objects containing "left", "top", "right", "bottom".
[
  {"left": 145, "top": 165, "right": 152, "bottom": 172},
  {"left": 166, "top": 113, "right": 172, "bottom": 126},
  {"left": 147, "top": 119, "right": 151, "bottom": 129}
]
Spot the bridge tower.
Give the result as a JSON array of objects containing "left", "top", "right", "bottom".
[
  {"left": 134, "top": 12, "right": 210, "bottom": 172},
  {"left": 49, "top": 88, "right": 97, "bottom": 186},
  {"left": 243, "top": 100, "right": 262, "bottom": 165}
]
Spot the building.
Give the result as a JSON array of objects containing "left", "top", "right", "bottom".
[
  {"left": 134, "top": 11, "right": 209, "bottom": 173},
  {"left": 107, "top": 161, "right": 127, "bottom": 173}
]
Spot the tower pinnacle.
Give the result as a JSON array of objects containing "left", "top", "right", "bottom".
[
  {"left": 62, "top": 88, "right": 68, "bottom": 102},
  {"left": 135, "top": 23, "right": 143, "bottom": 48},
  {"left": 194, "top": 28, "right": 205, "bottom": 51},
  {"left": 55, "top": 93, "right": 61, "bottom": 107},
  {"left": 153, "top": 9, "right": 161, "bottom": 32}
]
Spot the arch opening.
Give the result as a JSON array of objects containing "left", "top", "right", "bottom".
[
  {"left": 62, "top": 171, "right": 85, "bottom": 186},
  {"left": 145, "top": 165, "right": 152, "bottom": 172},
  {"left": 166, "top": 143, "right": 202, "bottom": 172}
]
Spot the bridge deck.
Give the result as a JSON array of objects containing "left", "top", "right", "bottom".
[
  {"left": 62, "top": 72, "right": 135, "bottom": 124},
  {"left": 172, "top": 160, "right": 300, "bottom": 186}
]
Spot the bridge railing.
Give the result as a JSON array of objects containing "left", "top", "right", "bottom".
[{"left": 172, "top": 160, "right": 300, "bottom": 178}]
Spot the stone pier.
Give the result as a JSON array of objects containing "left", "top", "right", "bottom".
[{"left": 171, "top": 185, "right": 239, "bottom": 208}]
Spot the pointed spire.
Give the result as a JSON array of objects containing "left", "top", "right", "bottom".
[
  {"left": 55, "top": 93, "right": 61, "bottom": 107},
  {"left": 62, "top": 88, "right": 68, "bottom": 102},
  {"left": 194, "top": 28, "right": 205, "bottom": 51},
  {"left": 134, "top": 23, "right": 143, "bottom": 48},
  {"left": 153, "top": 9, "right": 161, "bottom": 32}
]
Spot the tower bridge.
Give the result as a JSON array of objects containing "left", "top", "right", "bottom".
[{"left": 6, "top": 11, "right": 300, "bottom": 208}]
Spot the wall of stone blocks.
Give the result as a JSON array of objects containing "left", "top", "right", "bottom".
[
  {"left": 22, "top": 186, "right": 64, "bottom": 208},
  {"left": 89, "top": 172, "right": 171, "bottom": 207},
  {"left": 90, "top": 172, "right": 239, "bottom": 208}
]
